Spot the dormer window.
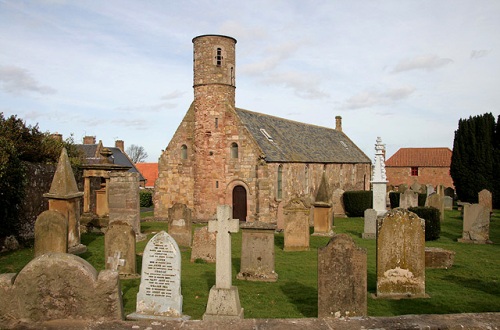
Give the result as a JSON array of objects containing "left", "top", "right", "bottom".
[{"left": 216, "top": 48, "right": 222, "bottom": 66}]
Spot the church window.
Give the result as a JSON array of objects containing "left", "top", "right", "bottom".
[
  {"left": 305, "top": 165, "right": 309, "bottom": 192},
  {"left": 215, "top": 118, "right": 219, "bottom": 128},
  {"left": 181, "top": 144, "right": 188, "bottom": 160},
  {"left": 411, "top": 167, "right": 419, "bottom": 176},
  {"left": 277, "top": 165, "right": 283, "bottom": 200},
  {"left": 230, "top": 142, "right": 238, "bottom": 159},
  {"left": 216, "top": 48, "right": 222, "bottom": 66}
]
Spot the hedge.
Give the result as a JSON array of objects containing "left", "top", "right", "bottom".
[
  {"left": 389, "top": 192, "right": 427, "bottom": 208},
  {"left": 408, "top": 206, "right": 441, "bottom": 241},
  {"left": 139, "top": 190, "right": 153, "bottom": 208},
  {"left": 343, "top": 190, "right": 373, "bottom": 217}
]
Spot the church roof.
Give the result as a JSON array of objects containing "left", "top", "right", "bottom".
[
  {"left": 385, "top": 147, "right": 452, "bottom": 167},
  {"left": 235, "top": 108, "right": 371, "bottom": 163}
]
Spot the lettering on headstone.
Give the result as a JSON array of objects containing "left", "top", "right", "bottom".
[{"left": 143, "top": 238, "right": 176, "bottom": 298}]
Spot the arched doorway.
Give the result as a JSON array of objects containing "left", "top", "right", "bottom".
[{"left": 232, "top": 185, "right": 247, "bottom": 221}]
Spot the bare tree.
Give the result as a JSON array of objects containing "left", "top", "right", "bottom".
[{"left": 126, "top": 144, "right": 148, "bottom": 163}]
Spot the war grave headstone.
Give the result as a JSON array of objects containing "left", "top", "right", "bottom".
[
  {"left": 312, "top": 173, "right": 334, "bottom": 236},
  {"left": 371, "top": 137, "right": 388, "bottom": 216},
  {"left": 376, "top": 208, "right": 427, "bottom": 299},
  {"left": 318, "top": 234, "right": 367, "bottom": 318},
  {"left": 127, "top": 231, "right": 188, "bottom": 320},
  {"left": 105, "top": 221, "right": 138, "bottom": 278},
  {"left": 443, "top": 196, "right": 453, "bottom": 210},
  {"left": 426, "top": 193, "right": 444, "bottom": 221},
  {"left": 399, "top": 190, "right": 418, "bottom": 209},
  {"left": 478, "top": 189, "right": 493, "bottom": 214},
  {"left": 283, "top": 197, "right": 310, "bottom": 251},
  {"left": 190, "top": 226, "right": 216, "bottom": 263},
  {"left": 458, "top": 203, "right": 492, "bottom": 244},
  {"left": 168, "top": 203, "right": 193, "bottom": 247},
  {"left": 203, "top": 205, "right": 244, "bottom": 320},
  {"left": 43, "top": 148, "right": 86, "bottom": 254},
  {"left": 237, "top": 222, "right": 278, "bottom": 282},
  {"left": 108, "top": 172, "right": 146, "bottom": 241},
  {"left": 34, "top": 210, "right": 68, "bottom": 257},
  {"left": 362, "top": 208, "right": 377, "bottom": 239},
  {"left": 0, "top": 253, "right": 123, "bottom": 322}
]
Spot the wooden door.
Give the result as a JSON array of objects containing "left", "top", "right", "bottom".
[{"left": 232, "top": 185, "right": 247, "bottom": 221}]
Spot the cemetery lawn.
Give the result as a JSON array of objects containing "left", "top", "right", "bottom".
[{"left": 1, "top": 209, "right": 499, "bottom": 320}]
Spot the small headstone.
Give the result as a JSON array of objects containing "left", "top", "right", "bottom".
[
  {"left": 34, "top": 210, "right": 68, "bottom": 257},
  {"left": 458, "top": 203, "right": 492, "bottom": 244},
  {"left": 443, "top": 196, "right": 453, "bottom": 210},
  {"left": 312, "top": 173, "right": 333, "bottom": 236},
  {"left": 426, "top": 193, "right": 444, "bottom": 221},
  {"left": 332, "top": 188, "right": 346, "bottom": 217},
  {"left": 399, "top": 190, "right": 418, "bottom": 209},
  {"left": 105, "top": 221, "right": 138, "bottom": 277},
  {"left": 478, "top": 189, "right": 492, "bottom": 214},
  {"left": 376, "top": 208, "right": 427, "bottom": 299},
  {"left": 237, "top": 222, "right": 278, "bottom": 282},
  {"left": 318, "top": 234, "right": 367, "bottom": 318},
  {"left": 203, "top": 205, "right": 244, "bottom": 320},
  {"left": 283, "top": 197, "right": 310, "bottom": 251},
  {"left": 190, "top": 226, "right": 216, "bottom": 263},
  {"left": 127, "top": 231, "right": 188, "bottom": 320},
  {"left": 410, "top": 181, "right": 421, "bottom": 193},
  {"left": 425, "top": 247, "right": 455, "bottom": 269},
  {"left": 362, "top": 208, "right": 377, "bottom": 239},
  {"left": 168, "top": 203, "right": 193, "bottom": 247},
  {"left": 426, "top": 184, "right": 435, "bottom": 196},
  {"left": 0, "top": 253, "right": 123, "bottom": 322},
  {"left": 399, "top": 184, "right": 408, "bottom": 193}
]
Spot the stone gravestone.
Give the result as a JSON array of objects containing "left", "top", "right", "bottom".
[
  {"left": 128, "top": 231, "right": 188, "bottom": 320},
  {"left": 458, "top": 203, "right": 492, "bottom": 244},
  {"left": 190, "top": 226, "right": 216, "bottom": 263},
  {"left": 425, "top": 247, "right": 455, "bottom": 269},
  {"left": 108, "top": 172, "right": 146, "bottom": 241},
  {"left": 399, "top": 190, "right": 418, "bottom": 209},
  {"left": 376, "top": 209, "right": 427, "bottom": 298},
  {"left": 362, "top": 208, "right": 377, "bottom": 239},
  {"left": 43, "top": 148, "right": 86, "bottom": 254},
  {"left": 332, "top": 188, "right": 346, "bottom": 217},
  {"left": 426, "top": 193, "right": 444, "bottom": 221},
  {"left": 168, "top": 203, "right": 193, "bottom": 247},
  {"left": 399, "top": 184, "right": 408, "bottom": 193},
  {"left": 444, "top": 187, "right": 455, "bottom": 198},
  {"left": 371, "top": 137, "right": 388, "bottom": 216},
  {"left": 312, "top": 173, "right": 334, "bottom": 236},
  {"left": 426, "top": 184, "right": 435, "bottom": 196},
  {"left": 237, "top": 222, "right": 278, "bottom": 282},
  {"left": 478, "top": 189, "right": 492, "bottom": 214},
  {"left": 410, "top": 181, "right": 421, "bottom": 193},
  {"left": 0, "top": 253, "right": 123, "bottom": 322},
  {"left": 203, "top": 205, "right": 244, "bottom": 320},
  {"left": 437, "top": 185, "right": 445, "bottom": 196},
  {"left": 34, "top": 210, "right": 68, "bottom": 257},
  {"left": 105, "top": 221, "right": 138, "bottom": 278},
  {"left": 318, "top": 234, "right": 367, "bottom": 318},
  {"left": 443, "top": 196, "right": 453, "bottom": 210},
  {"left": 283, "top": 197, "right": 310, "bottom": 251}
]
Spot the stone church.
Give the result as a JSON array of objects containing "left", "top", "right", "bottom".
[{"left": 154, "top": 34, "right": 371, "bottom": 223}]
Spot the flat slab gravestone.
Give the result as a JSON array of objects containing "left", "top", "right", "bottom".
[
  {"left": 105, "top": 221, "right": 138, "bottom": 277},
  {"left": 376, "top": 208, "right": 427, "bottom": 299},
  {"left": 458, "top": 203, "right": 492, "bottom": 244},
  {"left": 318, "top": 234, "right": 367, "bottom": 318},
  {"left": 237, "top": 221, "right": 278, "bottom": 282},
  {"left": 283, "top": 197, "right": 310, "bottom": 251},
  {"left": 190, "top": 226, "right": 216, "bottom": 263},
  {"left": 34, "top": 210, "right": 68, "bottom": 257},
  {"left": 203, "top": 205, "right": 244, "bottom": 320},
  {"left": 0, "top": 253, "right": 123, "bottom": 322},
  {"left": 127, "top": 231, "right": 188, "bottom": 320}
]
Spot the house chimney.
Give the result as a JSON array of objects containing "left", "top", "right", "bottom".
[
  {"left": 50, "top": 133, "right": 63, "bottom": 142},
  {"left": 115, "top": 140, "right": 124, "bottom": 151},
  {"left": 83, "top": 136, "right": 96, "bottom": 144},
  {"left": 335, "top": 116, "right": 342, "bottom": 132}
]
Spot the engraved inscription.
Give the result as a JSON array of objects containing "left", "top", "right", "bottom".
[{"left": 144, "top": 240, "right": 176, "bottom": 297}]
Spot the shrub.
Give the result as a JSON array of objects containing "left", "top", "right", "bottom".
[
  {"left": 139, "top": 189, "right": 153, "bottom": 208},
  {"left": 408, "top": 206, "right": 441, "bottom": 241},
  {"left": 343, "top": 190, "right": 372, "bottom": 217},
  {"left": 389, "top": 192, "right": 400, "bottom": 208}
]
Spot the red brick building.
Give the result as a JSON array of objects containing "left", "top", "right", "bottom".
[
  {"left": 135, "top": 163, "right": 158, "bottom": 189},
  {"left": 385, "top": 147, "right": 454, "bottom": 189},
  {"left": 154, "top": 35, "right": 371, "bottom": 223}
]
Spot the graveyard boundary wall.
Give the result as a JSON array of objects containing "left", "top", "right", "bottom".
[{"left": 2, "top": 312, "right": 500, "bottom": 329}]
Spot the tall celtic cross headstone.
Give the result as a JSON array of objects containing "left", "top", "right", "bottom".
[{"left": 203, "top": 205, "right": 244, "bottom": 320}]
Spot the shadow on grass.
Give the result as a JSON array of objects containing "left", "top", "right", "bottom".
[
  {"left": 443, "top": 274, "right": 500, "bottom": 296},
  {"left": 232, "top": 256, "right": 241, "bottom": 274},
  {"left": 280, "top": 281, "right": 317, "bottom": 317},
  {"left": 274, "top": 235, "right": 284, "bottom": 250},
  {"left": 80, "top": 232, "right": 102, "bottom": 246},
  {"left": 202, "top": 270, "right": 215, "bottom": 289}
]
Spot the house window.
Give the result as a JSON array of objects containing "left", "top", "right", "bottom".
[
  {"left": 181, "top": 144, "right": 188, "bottom": 160},
  {"left": 411, "top": 167, "right": 418, "bottom": 176},
  {"left": 277, "top": 165, "right": 283, "bottom": 200},
  {"left": 230, "top": 142, "right": 238, "bottom": 159},
  {"left": 216, "top": 48, "right": 222, "bottom": 66}
]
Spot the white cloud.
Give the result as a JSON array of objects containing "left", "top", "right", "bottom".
[
  {"left": 392, "top": 55, "right": 453, "bottom": 73},
  {"left": 263, "top": 71, "right": 329, "bottom": 100},
  {"left": 0, "top": 65, "right": 56, "bottom": 95},
  {"left": 470, "top": 49, "right": 492, "bottom": 59},
  {"left": 339, "top": 86, "right": 416, "bottom": 110},
  {"left": 161, "top": 90, "right": 186, "bottom": 100}
]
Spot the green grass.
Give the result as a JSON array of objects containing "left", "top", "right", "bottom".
[{"left": 1, "top": 209, "right": 499, "bottom": 319}]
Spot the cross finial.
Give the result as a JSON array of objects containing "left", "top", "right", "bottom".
[{"left": 107, "top": 251, "right": 126, "bottom": 271}]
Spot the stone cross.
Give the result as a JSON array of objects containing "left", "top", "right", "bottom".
[
  {"left": 107, "top": 251, "right": 126, "bottom": 271},
  {"left": 208, "top": 205, "right": 239, "bottom": 289}
]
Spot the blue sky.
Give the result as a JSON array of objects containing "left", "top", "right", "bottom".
[{"left": 1, "top": 0, "right": 499, "bottom": 162}]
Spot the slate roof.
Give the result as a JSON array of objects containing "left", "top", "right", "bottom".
[
  {"left": 135, "top": 163, "right": 158, "bottom": 188},
  {"left": 385, "top": 147, "right": 452, "bottom": 167},
  {"left": 235, "top": 108, "right": 371, "bottom": 164},
  {"left": 75, "top": 144, "right": 146, "bottom": 182}
]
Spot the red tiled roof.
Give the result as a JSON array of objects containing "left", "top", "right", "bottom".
[
  {"left": 385, "top": 148, "right": 452, "bottom": 167},
  {"left": 135, "top": 163, "right": 158, "bottom": 188}
]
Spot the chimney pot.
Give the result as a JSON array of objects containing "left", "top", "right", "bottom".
[
  {"left": 83, "top": 136, "right": 96, "bottom": 145},
  {"left": 335, "top": 116, "right": 342, "bottom": 132},
  {"left": 115, "top": 140, "right": 124, "bottom": 151}
]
